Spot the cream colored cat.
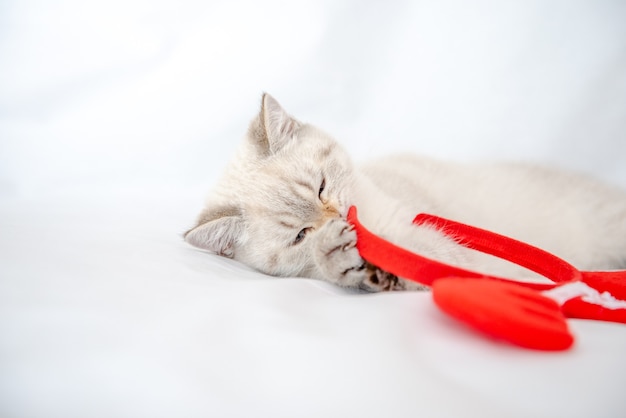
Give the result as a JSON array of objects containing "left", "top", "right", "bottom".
[{"left": 185, "top": 93, "right": 626, "bottom": 292}]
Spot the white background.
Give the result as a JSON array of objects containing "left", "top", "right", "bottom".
[
  {"left": 1, "top": 0, "right": 625, "bottom": 197},
  {"left": 1, "top": 1, "right": 626, "bottom": 417}
]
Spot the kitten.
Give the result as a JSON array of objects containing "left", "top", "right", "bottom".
[{"left": 185, "top": 93, "right": 626, "bottom": 292}]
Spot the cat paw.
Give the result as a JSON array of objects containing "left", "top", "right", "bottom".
[
  {"left": 313, "top": 220, "right": 429, "bottom": 292},
  {"left": 359, "top": 270, "right": 429, "bottom": 292},
  {"left": 357, "top": 263, "right": 402, "bottom": 292},
  {"left": 396, "top": 277, "right": 429, "bottom": 291},
  {"left": 314, "top": 219, "right": 367, "bottom": 287}
]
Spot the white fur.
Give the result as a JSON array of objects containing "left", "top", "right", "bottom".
[{"left": 185, "top": 94, "right": 626, "bottom": 291}]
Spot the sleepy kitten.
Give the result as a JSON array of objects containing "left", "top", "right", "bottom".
[{"left": 185, "top": 93, "right": 626, "bottom": 292}]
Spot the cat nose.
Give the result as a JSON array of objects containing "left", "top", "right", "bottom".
[
  {"left": 316, "top": 205, "right": 341, "bottom": 229},
  {"left": 322, "top": 205, "right": 340, "bottom": 220}
]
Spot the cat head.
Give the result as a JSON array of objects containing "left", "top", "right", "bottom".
[{"left": 185, "top": 93, "right": 355, "bottom": 278}]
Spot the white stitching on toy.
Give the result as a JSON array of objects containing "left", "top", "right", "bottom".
[{"left": 543, "top": 282, "right": 626, "bottom": 309}]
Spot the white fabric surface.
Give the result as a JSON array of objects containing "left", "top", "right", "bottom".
[{"left": 1, "top": 1, "right": 626, "bottom": 417}]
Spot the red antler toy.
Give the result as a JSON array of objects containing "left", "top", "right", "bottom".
[{"left": 347, "top": 206, "right": 626, "bottom": 351}]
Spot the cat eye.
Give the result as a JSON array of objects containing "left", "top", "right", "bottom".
[
  {"left": 318, "top": 178, "right": 326, "bottom": 199},
  {"left": 294, "top": 227, "right": 311, "bottom": 245}
]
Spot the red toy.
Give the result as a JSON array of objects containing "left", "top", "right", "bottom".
[{"left": 347, "top": 206, "right": 626, "bottom": 351}]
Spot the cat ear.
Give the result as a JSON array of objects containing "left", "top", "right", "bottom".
[
  {"left": 248, "top": 93, "right": 301, "bottom": 155},
  {"left": 184, "top": 206, "right": 244, "bottom": 258}
]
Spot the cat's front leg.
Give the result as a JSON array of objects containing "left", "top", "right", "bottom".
[
  {"left": 313, "top": 219, "right": 402, "bottom": 292},
  {"left": 313, "top": 219, "right": 367, "bottom": 288}
]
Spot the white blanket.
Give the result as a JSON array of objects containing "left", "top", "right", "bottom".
[{"left": 1, "top": 1, "right": 625, "bottom": 417}]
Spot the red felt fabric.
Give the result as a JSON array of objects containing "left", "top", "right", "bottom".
[
  {"left": 347, "top": 207, "right": 557, "bottom": 290},
  {"left": 562, "top": 297, "right": 626, "bottom": 323},
  {"left": 346, "top": 206, "right": 626, "bottom": 350},
  {"left": 432, "top": 278, "right": 574, "bottom": 351},
  {"left": 581, "top": 270, "right": 626, "bottom": 300},
  {"left": 413, "top": 213, "right": 582, "bottom": 284}
]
